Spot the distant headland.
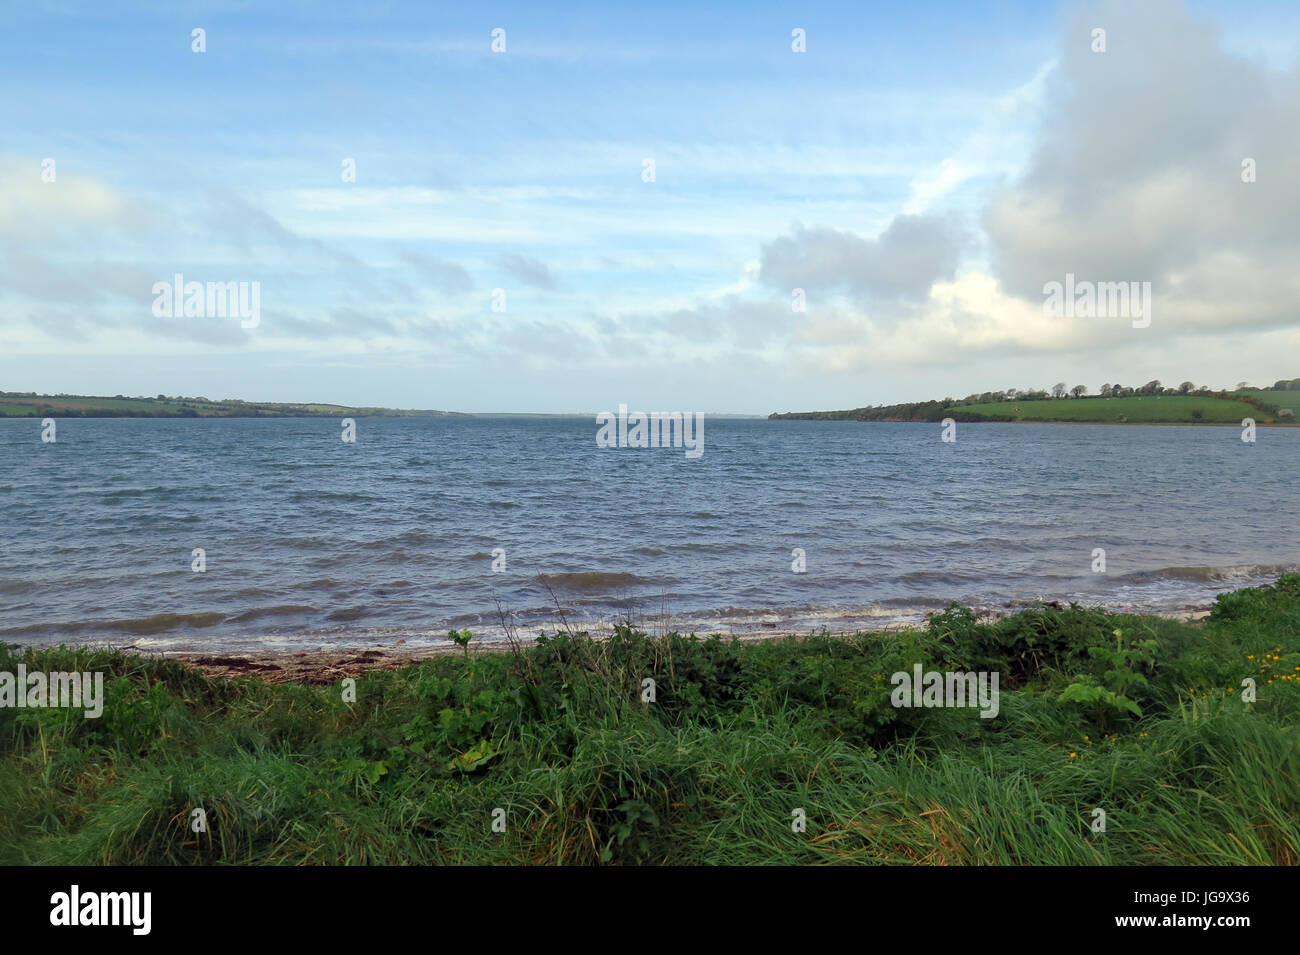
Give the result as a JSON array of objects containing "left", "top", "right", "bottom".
[
  {"left": 771, "top": 379, "right": 1300, "bottom": 425},
  {"left": 0, "top": 392, "right": 466, "bottom": 419}
]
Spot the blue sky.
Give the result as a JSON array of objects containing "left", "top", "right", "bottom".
[{"left": 2, "top": 0, "right": 1298, "bottom": 412}]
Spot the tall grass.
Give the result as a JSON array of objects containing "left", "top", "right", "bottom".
[{"left": 2, "top": 577, "right": 1297, "bottom": 865}]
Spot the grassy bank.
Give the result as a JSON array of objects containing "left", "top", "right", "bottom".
[
  {"left": 3, "top": 578, "right": 1298, "bottom": 865},
  {"left": 0, "top": 392, "right": 459, "bottom": 418},
  {"left": 1236, "top": 389, "right": 1300, "bottom": 416},
  {"left": 955, "top": 394, "right": 1266, "bottom": 423},
  {"left": 771, "top": 392, "right": 1289, "bottom": 424}
]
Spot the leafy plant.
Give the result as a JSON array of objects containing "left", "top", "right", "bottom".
[
  {"left": 448, "top": 629, "right": 473, "bottom": 659},
  {"left": 446, "top": 738, "right": 498, "bottom": 774},
  {"left": 336, "top": 757, "right": 390, "bottom": 787},
  {"left": 600, "top": 799, "right": 661, "bottom": 864},
  {"left": 1058, "top": 628, "right": 1156, "bottom": 728}
]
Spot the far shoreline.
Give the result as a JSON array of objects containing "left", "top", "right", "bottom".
[{"left": 780, "top": 418, "right": 1298, "bottom": 426}]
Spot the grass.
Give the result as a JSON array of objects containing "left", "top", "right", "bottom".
[
  {"left": 0, "top": 392, "right": 456, "bottom": 418},
  {"left": 2, "top": 577, "right": 1298, "bottom": 865},
  {"left": 1236, "top": 390, "right": 1300, "bottom": 416},
  {"left": 772, "top": 391, "right": 1292, "bottom": 424},
  {"left": 955, "top": 395, "right": 1269, "bottom": 423}
]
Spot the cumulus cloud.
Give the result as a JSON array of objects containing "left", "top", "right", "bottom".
[
  {"left": 758, "top": 214, "right": 968, "bottom": 307},
  {"left": 984, "top": 0, "right": 1300, "bottom": 332},
  {"left": 749, "top": 0, "right": 1300, "bottom": 379},
  {"left": 0, "top": 156, "right": 162, "bottom": 243}
]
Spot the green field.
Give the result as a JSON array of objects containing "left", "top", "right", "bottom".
[
  {"left": 2, "top": 397, "right": 197, "bottom": 415},
  {"left": 0, "top": 392, "right": 457, "bottom": 418},
  {"left": 3, "top": 576, "right": 1297, "bottom": 865},
  {"left": 1236, "top": 390, "right": 1300, "bottom": 415},
  {"left": 956, "top": 394, "right": 1269, "bottom": 423},
  {"left": 771, "top": 387, "right": 1294, "bottom": 424}
]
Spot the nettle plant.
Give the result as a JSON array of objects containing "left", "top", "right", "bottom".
[
  {"left": 403, "top": 641, "right": 504, "bottom": 775},
  {"left": 1058, "top": 628, "right": 1157, "bottom": 729}
]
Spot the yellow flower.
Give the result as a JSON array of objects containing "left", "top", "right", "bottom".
[{"left": 1069, "top": 752, "right": 1077, "bottom": 758}]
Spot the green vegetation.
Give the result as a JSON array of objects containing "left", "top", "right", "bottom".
[
  {"left": 0, "top": 392, "right": 461, "bottom": 418},
  {"left": 771, "top": 379, "right": 1292, "bottom": 423},
  {"left": 1258, "top": 378, "right": 1300, "bottom": 392},
  {"left": 1236, "top": 390, "right": 1300, "bottom": 418},
  {"left": 955, "top": 395, "right": 1265, "bottom": 423},
  {"left": 3, "top": 577, "right": 1298, "bottom": 865}
]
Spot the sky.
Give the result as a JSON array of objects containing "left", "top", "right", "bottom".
[{"left": 1, "top": 0, "right": 1298, "bottom": 413}]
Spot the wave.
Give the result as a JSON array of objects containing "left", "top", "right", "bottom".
[
  {"left": 325, "top": 605, "right": 369, "bottom": 622},
  {"left": 228, "top": 605, "right": 316, "bottom": 623},
  {"left": 287, "top": 491, "right": 375, "bottom": 503},
  {"left": 896, "top": 569, "right": 985, "bottom": 586},
  {"left": 1, "top": 611, "right": 226, "bottom": 637},
  {"left": 103, "top": 611, "right": 227, "bottom": 635},
  {"left": 536, "top": 571, "right": 648, "bottom": 593},
  {"left": 361, "top": 532, "right": 436, "bottom": 549},
  {"left": 273, "top": 537, "right": 333, "bottom": 550},
  {"left": 99, "top": 486, "right": 175, "bottom": 500},
  {"left": 1117, "top": 564, "right": 1298, "bottom": 584}
]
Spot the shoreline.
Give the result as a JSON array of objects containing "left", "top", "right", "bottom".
[
  {"left": 19, "top": 604, "right": 1214, "bottom": 686},
  {"left": 7, "top": 572, "right": 1292, "bottom": 867},
  {"left": 770, "top": 417, "right": 1296, "bottom": 426}
]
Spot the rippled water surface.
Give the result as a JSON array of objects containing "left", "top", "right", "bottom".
[{"left": 2, "top": 416, "right": 1296, "bottom": 650}]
